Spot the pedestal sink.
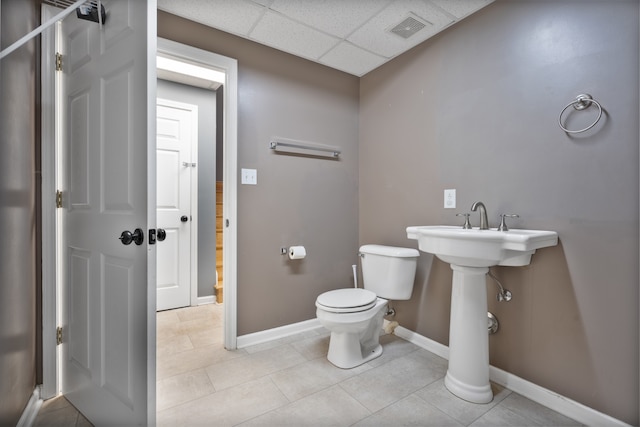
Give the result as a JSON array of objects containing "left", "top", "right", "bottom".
[{"left": 406, "top": 225, "right": 558, "bottom": 403}]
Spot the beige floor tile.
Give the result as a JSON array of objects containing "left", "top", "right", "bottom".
[
  {"left": 35, "top": 305, "right": 582, "bottom": 427},
  {"left": 290, "top": 333, "right": 331, "bottom": 360},
  {"left": 354, "top": 394, "right": 464, "bottom": 427},
  {"left": 415, "top": 378, "right": 511, "bottom": 425},
  {"left": 157, "top": 367, "right": 216, "bottom": 411},
  {"left": 205, "top": 344, "right": 307, "bottom": 390},
  {"left": 188, "top": 325, "right": 224, "bottom": 348},
  {"left": 468, "top": 404, "right": 538, "bottom": 427},
  {"left": 269, "top": 357, "right": 372, "bottom": 402},
  {"left": 243, "top": 334, "right": 301, "bottom": 354},
  {"left": 499, "top": 393, "right": 582, "bottom": 426},
  {"left": 34, "top": 396, "right": 85, "bottom": 427},
  {"left": 240, "top": 384, "right": 371, "bottom": 426},
  {"left": 339, "top": 350, "right": 445, "bottom": 413},
  {"left": 157, "top": 344, "right": 247, "bottom": 380},
  {"left": 175, "top": 303, "right": 223, "bottom": 323},
  {"left": 156, "top": 376, "right": 288, "bottom": 427},
  {"left": 157, "top": 333, "right": 194, "bottom": 359},
  {"left": 365, "top": 333, "right": 421, "bottom": 368}
]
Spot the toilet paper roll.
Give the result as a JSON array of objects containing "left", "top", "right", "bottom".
[{"left": 288, "top": 246, "right": 306, "bottom": 260}]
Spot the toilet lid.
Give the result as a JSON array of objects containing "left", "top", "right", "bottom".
[{"left": 316, "top": 288, "right": 378, "bottom": 313}]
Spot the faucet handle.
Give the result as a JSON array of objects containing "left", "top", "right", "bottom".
[
  {"left": 497, "top": 214, "right": 519, "bottom": 231},
  {"left": 456, "top": 213, "right": 472, "bottom": 229}
]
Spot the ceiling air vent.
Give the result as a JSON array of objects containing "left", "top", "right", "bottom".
[{"left": 389, "top": 15, "right": 428, "bottom": 39}]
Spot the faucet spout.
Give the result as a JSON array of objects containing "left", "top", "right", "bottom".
[{"left": 471, "top": 201, "right": 489, "bottom": 230}]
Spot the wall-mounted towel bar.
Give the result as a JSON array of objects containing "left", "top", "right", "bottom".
[{"left": 270, "top": 137, "right": 341, "bottom": 159}]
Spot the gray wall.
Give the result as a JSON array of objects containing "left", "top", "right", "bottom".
[
  {"left": 157, "top": 79, "right": 218, "bottom": 299},
  {"left": 0, "top": 0, "right": 39, "bottom": 424},
  {"left": 158, "top": 13, "right": 361, "bottom": 334},
  {"left": 359, "top": 1, "right": 638, "bottom": 424}
]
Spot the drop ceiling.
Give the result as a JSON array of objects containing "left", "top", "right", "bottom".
[{"left": 157, "top": 0, "right": 495, "bottom": 77}]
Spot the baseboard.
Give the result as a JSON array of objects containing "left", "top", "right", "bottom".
[
  {"left": 237, "top": 318, "right": 323, "bottom": 348},
  {"left": 196, "top": 295, "right": 216, "bottom": 305},
  {"left": 394, "top": 326, "right": 631, "bottom": 427},
  {"left": 16, "top": 386, "right": 43, "bottom": 427}
]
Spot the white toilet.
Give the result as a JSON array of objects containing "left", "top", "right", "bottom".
[{"left": 315, "top": 244, "right": 419, "bottom": 369}]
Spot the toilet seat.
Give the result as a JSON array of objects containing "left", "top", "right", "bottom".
[{"left": 316, "top": 288, "right": 378, "bottom": 313}]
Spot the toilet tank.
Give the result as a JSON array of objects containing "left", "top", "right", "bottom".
[{"left": 360, "top": 244, "right": 419, "bottom": 300}]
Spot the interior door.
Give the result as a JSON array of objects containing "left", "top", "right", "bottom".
[
  {"left": 156, "top": 98, "right": 197, "bottom": 311},
  {"left": 58, "top": 1, "right": 156, "bottom": 425}
]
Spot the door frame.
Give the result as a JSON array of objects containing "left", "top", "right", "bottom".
[
  {"left": 156, "top": 97, "right": 199, "bottom": 310},
  {"left": 156, "top": 38, "right": 238, "bottom": 351},
  {"left": 40, "top": 4, "right": 59, "bottom": 399},
  {"left": 40, "top": 22, "right": 239, "bottom": 399}
]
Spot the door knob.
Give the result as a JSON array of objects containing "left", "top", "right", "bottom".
[
  {"left": 119, "top": 228, "right": 144, "bottom": 246},
  {"left": 157, "top": 228, "right": 166, "bottom": 241},
  {"left": 181, "top": 215, "right": 189, "bottom": 222}
]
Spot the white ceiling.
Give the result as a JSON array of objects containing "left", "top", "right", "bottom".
[{"left": 157, "top": 0, "right": 495, "bottom": 77}]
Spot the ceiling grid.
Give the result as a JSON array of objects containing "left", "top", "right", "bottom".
[{"left": 157, "top": 0, "right": 495, "bottom": 76}]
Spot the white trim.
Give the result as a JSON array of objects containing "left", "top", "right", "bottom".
[
  {"left": 237, "top": 319, "right": 323, "bottom": 349},
  {"left": 157, "top": 38, "right": 239, "bottom": 350},
  {"left": 394, "top": 326, "right": 632, "bottom": 427},
  {"left": 189, "top": 102, "right": 198, "bottom": 308},
  {"left": 40, "top": 4, "right": 59, "bottom": 400},
  {"left": 16, "top": 387, "right": 43, "bottom": 427},
  {"left": 146, "top": 4, "right": 158, "bottom": 425},
  {"left": 394, "top": 326, "right": 449, "bottom": 360},
  {"left": 197, "top": 295, "right": 215, "bottom": 305}
]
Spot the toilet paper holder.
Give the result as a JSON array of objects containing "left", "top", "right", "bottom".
[{"left": 281, "top": 246, "right": 306, "bottom": 260}]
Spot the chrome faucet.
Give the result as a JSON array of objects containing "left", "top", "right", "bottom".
[{"left": 471, "top": 201, "right": 489, "bottom": 230}]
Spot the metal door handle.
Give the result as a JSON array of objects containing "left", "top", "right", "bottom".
[
  {"left": 119, "top": 228, "right": 144, "bottom": 245},
  {"left": 157, "top": 228, "right": 166, "bottom": 241},
  {"left": 181, "top": 215, "right": 189, "bottom": 222}
]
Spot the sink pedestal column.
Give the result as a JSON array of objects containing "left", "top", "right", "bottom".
[{"left": 445, "top": 264, "right": 493, "bottom": 404}]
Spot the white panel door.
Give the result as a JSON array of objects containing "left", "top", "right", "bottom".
[
  {"left": 156, "top": 99, "right": 197, "bottom": 311},
  {"left": 59, "top": 1, "right": 156, "bottom": 425}
]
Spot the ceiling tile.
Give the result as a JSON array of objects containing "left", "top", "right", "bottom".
[
  {"left": 157, "top": 0, "right": 265, "bottom": 36},
  {"left": 348, "top": 0, "right": 454, "bottom": 58},
  {"left": 270, "top": 0, "right": 392, "bottom": 38},
  {"left": 250, "top": 11, "right": 340, "bottom": 60},
  {"left": 320, "top": 42, "right": 387, "bottom": 76},
  {"left": 430, "top": 0, "right": 494, "bottom": 19}
]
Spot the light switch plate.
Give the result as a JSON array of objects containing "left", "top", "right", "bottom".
[
  {"left": 241, "top": 168, "right": 257, "bottom": 185},
  {"left": 444, "top": 189, "right": 456, "bottom": 208}
]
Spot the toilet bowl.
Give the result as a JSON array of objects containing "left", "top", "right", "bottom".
[
  {"left": 316, "top": 289, "right": 388, "bottom": 368},
  {"left": 315, "top": 245, "right": 419, "bottom": 369}
]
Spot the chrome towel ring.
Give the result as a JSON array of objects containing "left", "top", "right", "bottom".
[{"left": 558, "top": 93, "right": 602, "bottom": 134}]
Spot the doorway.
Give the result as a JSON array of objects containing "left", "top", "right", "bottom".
[{"left": 156, "top": 38, "right": 238, "bottom": 351}]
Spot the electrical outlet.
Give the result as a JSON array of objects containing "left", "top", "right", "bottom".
[
  {"left": 241, "top": 168, "right": 257, "bottom": 185},
  {"left": 444, "top": 189, "right": 456, "bottom": 208}
]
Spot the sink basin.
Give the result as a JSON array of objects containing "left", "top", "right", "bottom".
[
  {"left": 406, "top": 224, "right": 558, "bottom": 404},
  {"left": 406, "top": 225, "right": 558, "bottom": 267}
]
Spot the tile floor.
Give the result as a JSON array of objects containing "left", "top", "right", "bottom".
[{"left": 35, "top": 304, "right": 582, "bottom": 426}]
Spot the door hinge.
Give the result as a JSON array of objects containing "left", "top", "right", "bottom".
[
  {"left": 56, "top": 326, "right": 63, "bottom": 345},
  {"left": 56, "top": 190, "right": 63, "bottom": 208},
  {"left": 55, "top": 52, "right": 62, "bottom": 71}
]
